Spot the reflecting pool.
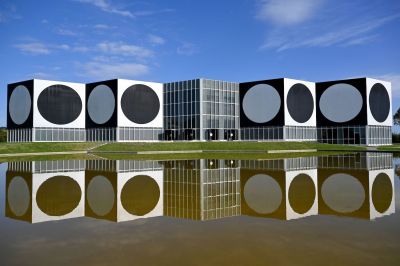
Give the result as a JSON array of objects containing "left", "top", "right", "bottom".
[{"left": 1, "top": 153, "right": 399, "bottom": 265}]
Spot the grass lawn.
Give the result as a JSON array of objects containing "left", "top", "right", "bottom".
[
  {"left": 95, "top": 151, "right": 349, "bottom": 161},
  {"left": 93, "top": 141, "right": 366, "bottom": 152},
  {"left": 377, "top": 144, "right": 400, "bottom": 151},
  {"left": 0, "top": 153, "right": 97, "bottom": 163},
  {"left": 0, "top": 141, "right": 367, "bottom": 160},
  {"left": 0, "top": 142, "right": 100, "bottom": 154}
]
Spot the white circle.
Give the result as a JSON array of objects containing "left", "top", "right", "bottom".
[
  {"left": 88, "top": 85, "right": 115, "bottom": 124},
  {"left": 321, "top": 173, "right": 365, "bottom": 213},
  {"left": 244, "top": 174, "right": 282, "bottom": 214},
  {"left": 243, "top": 84, "right": 281, "bottom": 123},
  {"left": 7, "top": 176, "right": 30, "bottom": 216},
  {"left": 9, "top": 85, "right": 31, "bottom": 125},
  {"left": 319, "top": 84, "right": 363, "bottom": 123},
  {"left": 87, "top": 176, "right": 115, "bottom": 216}
]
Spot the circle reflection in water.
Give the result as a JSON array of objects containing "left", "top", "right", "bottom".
[
  {"left": 288, "top": 174, "right": 316, "bottom": 214},
  {"left": 244, "top": 174, "right": 282, "bottom": 214},
  {"left": 121, "top": 175, "right": 160, "bottom": 216},
  {"left": 321, "top": 173, "right": 365, "bottom": 213},
  {"left": 7, "top": 176, "right": 30, "bottom": 216},
  {"left": 87, "top": 175, "right": 114, "bottom": 216},
  {"left": 36, "top": 176, "right": 81, "bottom": 216},
  {"left": 372, "top": 173, "right": 393, "bottom": 213}
]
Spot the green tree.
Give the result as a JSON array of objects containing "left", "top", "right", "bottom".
[{"left": 394, "top": 107, "right": 400, "bottom": 126}]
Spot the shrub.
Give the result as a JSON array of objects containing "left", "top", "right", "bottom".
[{"left": 0, "top": 129, "right": 6, "bottom": 142}]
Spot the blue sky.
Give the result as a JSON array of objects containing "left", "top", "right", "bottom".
[{"left": 1, "top": 0, "right": 400, "bottom": 127}]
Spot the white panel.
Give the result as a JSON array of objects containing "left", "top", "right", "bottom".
[
  {"left": 368, "top": 169, "right": 395, "bottom": 220},
  {"left": 33, "top": 79, "right": 86, "bottom": 128},
  {"left": 285, "top": 169, "right": 318, "bottom": 220},
  {"left": 31, "top": 171, "right": 85, "bottom": 223},
  {"left": 117, "top": 170, "right": 163, "bottom": 222},
  {"left": 117, "top": 79, "right": 163, "bottom": 128},
  {"left": 284, "top": 78, "right": 316, "bottom": 126},
  {"left": 366, "top": 78, "right": 392, "bottom": 126}
]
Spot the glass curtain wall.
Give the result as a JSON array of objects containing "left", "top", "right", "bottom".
[
  {"left": 164, "top": 80, "right": 201, "bottom": 140},
  {"left": 202, "top": 79, "right": 240, "bottom": 141}
]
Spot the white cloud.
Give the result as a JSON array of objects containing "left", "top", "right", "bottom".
[
  {"left": 261, "top": 13, "right": 400, "bottom": 51},
  {"left": 14, "top": 42, "right": 71, "bottom": 55},
  {"left": 148, "top": 34, "right": 165, "bottom": 45},
  {"left": 94, "top": 24, "right": 112, "bottom": 29},
  {"left": 80, "top": 60, "right": 149, "bottom": 79},
  {"left": 76, "top": 0, "right": 133, "bottom": 18},
  {"left": 256, "top": 0, "right": 323, "bottom": 26},
  {"left": 14, "top": 42, "right": 51, "bottom": 55},
  {"left": 57, "top": 28, "right": 78, "bottom": 36},
  {"left": 97, "top": 41, "right": 153, "bottom": 58},
  {"left": 177, "top": 42, "right": 198, "bottom": 56}
]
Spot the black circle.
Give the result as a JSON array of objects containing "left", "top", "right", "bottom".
[
  {"left": 288, "top": 174, "right": 316, "bottom": 214},
  {"left": 121, "top": 84, "right": 160, "bottom": 124},
  {"left": 121, "top": 175, "right": 160, "bottom": 216},
  {"left": 372, "top": 173, "right": 392, "bottom": 214},
  {"left": 37, "top": 85, "right": 82, "bottom": 125},
  {"left": 287, "top": 83, "right": 314, "bottom": 123},
  {"left": 36, "top": 176, "right": 82, "bottom": 216},
  {"left": 369, "top": 83, "right": 390, "bottom": 123}
]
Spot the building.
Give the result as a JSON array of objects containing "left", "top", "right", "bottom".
[
  {"left": 316, "top": 78, "right": 392, "bottom": 146},
  {"left": 6, "top": 76, "right": 392, "bottom": 145},
  {"left": 240, "top": 78, "right": 317, "bottom": 141},
  {"left": 163, "top": 79, "right": 239, "bottom": 141},
  {"left": 86, "top": 79, "right": 163, "bottom": 142}
]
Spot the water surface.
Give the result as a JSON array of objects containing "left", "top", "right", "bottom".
[{"left": 1, "top": 153, "right": 399, "bottom": 266}]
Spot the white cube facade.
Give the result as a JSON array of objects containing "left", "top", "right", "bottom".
[{"left": 6, "top": 76, "right": 392, "bottom": 145}]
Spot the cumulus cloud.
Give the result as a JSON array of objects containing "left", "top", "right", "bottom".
[
  {"left": 97, "top": 41, "right": 153, "bottom": 58},
  {"left": 80, "top": 60, "right": 149, "bottom": 79},
  {"left": 148, "top": 34, "right": 165, "bottom": 45},
  {"left": 14, "top": 42, "right": 51, "bottom": 55},
  {"left": 256, "top": 0, "right": 323, "bottom": 26}
]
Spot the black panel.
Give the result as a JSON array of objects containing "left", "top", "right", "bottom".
[
  {"left": 86, "top": 79, "right": 118, "bottom": 128},
  {"left": 224, "top": 129, "right": 238, "bottom": 141},
  {"left": 205, "top": 129, "right": 218, "bottom": 140},
  {"left": 37, "top": 85, "right": 82, "bottom": 125},
  {"left": 287, "top": 83, "right": 314, "bottom": 123},
  {"left": 318, "top": 169, "right": 369, "bottom": 219},
  {"left": 121, "top": 84, "right": 160, "bottom": 124},
  {"left": 369, "top": 83, "right": 390, "bottom": 123},
  {"left": 239, "top": 79, "right": 285, "bottom": 127},
  {"left": 7, "top": 80, "right": 34, "bottom": 129},
  {"left": 240, "top": 169, "right": 286, "bottom": 219},
  {"left": 316, "top": 78, "right": 367, "bottom": 126}
]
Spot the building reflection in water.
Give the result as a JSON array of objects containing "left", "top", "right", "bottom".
[{"left": 4, "top": 153, "right": 395, "bottom": 223}]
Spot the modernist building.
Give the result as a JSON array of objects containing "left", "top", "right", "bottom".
[
  {"left": 7, "top": 79, "right": 86, "bottom": 142},
  {"left": 240, "top": 78, "right": 317, "bottom": 141},
  {"left": 86, "top": 79, "right": 163, "bottom": 142},
  {"left": 6, "top": 76, "right": 392, "bottom": 145},
  {"left": 164, "top": 79, "right": 239, "bottom": 141},
  {"left": 316, "top": 78, "right": 392, "bottom": 145}
]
